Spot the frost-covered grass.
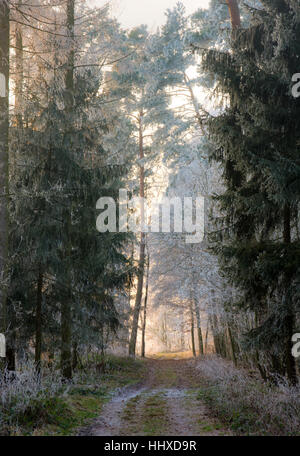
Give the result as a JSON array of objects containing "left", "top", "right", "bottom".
[
  {"left": 0, "top": 356, "right": 145, "bottom": 436},
  {"left": 0, "top": 361, "right": 67, "bottom": 435},
  {"left": 195, "top": 356, "right": 300, "bottom": 436}
]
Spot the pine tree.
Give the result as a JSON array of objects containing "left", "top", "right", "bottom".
[
  {"left": 107, "top": 25, "right": 179, "bottom": 356},
  {"left": 202, "top": 0, "right": 300, "bottom": 383},
  {"left": 7, "top": 1, "right": 134, "bottom": 373}
]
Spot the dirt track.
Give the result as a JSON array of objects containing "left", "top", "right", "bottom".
[{"left": 79, "top": 357, "right": 231, "bottom": 436}]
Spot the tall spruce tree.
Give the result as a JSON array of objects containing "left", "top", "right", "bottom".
[
  {"left": 202, "top": 0, "right": 300, "bottom": 383},
  {"left": 7, "top": 1, "right": 133, "bottom": 373}
]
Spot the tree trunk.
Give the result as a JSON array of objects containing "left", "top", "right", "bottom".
[
  {"left": 225, "top": 0, "right": 241, "bottom": 29},
  {"left": 61, "top": 0, "right": 75, "bottom": 380},
  {"left": 204, "top": 318, "right": 209, "bottom": 354},
  {"left": 211, "top": 314, "right": 220, "bottom": 355},
  {"left": 6, "top": 346, "right": 15, "bottom": 372},
  {"left": 72, "top": 341, "right": 78, "bottom": 370},
  {"left": 180, "top": 319, "right": 185, "bottom": 351},
  {"left": 194, "top": 297, "right": 204, "bottom": 356},
  {"left": 35, "top": 268, "right": 43, "bottom": 374},
  {"left": 65, "top": 0, "right": 75, "bottom": 111},
  {"left": 15, "top": 1, "right": 23, "bottom": 129},
  {"left": 61, "top": 294, "right": 72, "bottom": 379},
  {"left": 210, "top": 291, "right": 223, "bottom": 356},
  {"left": 141, "top": 250, "right": 149, "bottom": 358},
  {"left": 4, "top": 296, "right": 16, "bottom": 376},
  {"left": 5, "top": 297, "right": 15, "bottom": 375},
  {"left": 61, "top": 206, "right": 73, "bottom": 379},
  {"left": 0, "top": 0, "right": 9, "bottom": 360},
  {"left": 184, "top": 72, "right": 204, "bottom": 132},
  {"left": 226, "top": 323, "right": 237, "bottom": 366},
  {"left": 129, "top": 240, "right": 145, "bottom": 356},
  {"left": 190, "top": 303, "right": 196, "bottom": 357},
  {"left": 129, "top": 111, "right": 145, "bottom": 357}
]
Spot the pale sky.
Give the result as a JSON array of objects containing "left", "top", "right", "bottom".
[{"left": 91, "top": 0, "right": 210, "bottom": 30}]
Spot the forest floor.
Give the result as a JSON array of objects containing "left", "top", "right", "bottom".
[
  {"left": 11, "top": 355, "right": 146, "bottom": 436},
  {"left": 79, "top": 354, "right": 231, "bottom": 436},
  {"left": 6, "top": 352, "right": 298, "bottom": 436}
]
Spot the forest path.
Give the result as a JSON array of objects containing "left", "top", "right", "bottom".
[{"left": 79, "top": 356, "right": 231, "bottom": 436}]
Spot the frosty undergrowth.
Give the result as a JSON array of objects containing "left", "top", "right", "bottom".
[
  {"left": 0, "top": 360, "right": 68, "bottom": 433},
  {"left": 195, "top": 356, "right": 300, "bottom": 435}
]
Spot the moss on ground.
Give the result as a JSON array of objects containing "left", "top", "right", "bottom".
[
  {"left": 120, "top": 392, "right": 169, "bottom": 436},
  {"left": 154, "top": 367, "right": 177, "bottom": 387},
  {"left": 142, "top": 393, "right": 168, "bottom": 436}
]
